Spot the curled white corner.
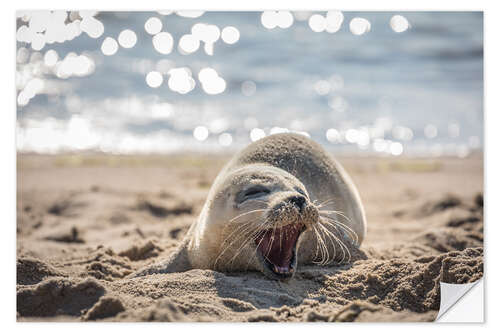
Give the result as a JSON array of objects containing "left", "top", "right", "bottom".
[{"left": 436, "top": 278, "right": 483, "bottom": 322}]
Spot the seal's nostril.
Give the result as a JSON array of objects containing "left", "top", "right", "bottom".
[{"left": 289, "top": 196, "right": 306, "bottom": 211}]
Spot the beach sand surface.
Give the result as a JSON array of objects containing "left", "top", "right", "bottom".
[{"left": 16, "top": 153, "right": 483, "bottom": 322}]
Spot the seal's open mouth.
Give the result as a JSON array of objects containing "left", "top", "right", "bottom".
[{"left": 255, "top": 223, "right": 305, "bottom": 279}]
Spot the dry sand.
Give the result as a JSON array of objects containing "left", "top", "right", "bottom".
[{"left": 16, "top": 153, "right": 483, "bottom": 322}]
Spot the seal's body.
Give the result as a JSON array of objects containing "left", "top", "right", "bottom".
[{"left": 132, "top": 133, "right": 366, "bottom": 280}]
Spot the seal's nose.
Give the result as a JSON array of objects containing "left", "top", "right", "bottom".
[{"left": 288, "top": 196, "right": 306, "bottom": 212}]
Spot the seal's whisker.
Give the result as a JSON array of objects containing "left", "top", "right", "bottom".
[
  {"left": 317, "top": 221, "right": 352, "bottom": 264},
  {"left": 316, "top": 198, "right": 337, "bottom": 209},
  {"left": 318, "top": 209, "right": 352, "bottom": 224},
  {"left": 317, "top": 222, "right": 344, "bottom": 263},
  {"left": 317, "top": 223, "right": 340, "bottom": 264},
  {"left": 229, "top": 208, "right": 269, "bottom": 223},
  {"left": 315, "top": 227, "right": 328, "bottom": 265},
  {"left": 311, "top": 224, "right": 330, "bottom": 265},
  {"left": 264, "top": 222, "right": 278, "bottom": 260},
  {"left": 215, "top": 218, "right": 267, "bottom": 269},
  {"left": 220, "top": 219, "right": 257, "bottom": 248},
  {"left": 228, "top": 221, "right": 269, "bottom": 268},
  {"left": 312, "top": 225, "right": 321, "bottom": 260},
  {"left": 318, "top": 210, "right": 355, "bottom": 234},
  {"left": 319, "top": 214, "right": 358, "bottom": 244}
]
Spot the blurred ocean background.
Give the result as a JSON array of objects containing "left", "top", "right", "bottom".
[{"left": 15, "top": 11, "right": 483, "bottom": 156}]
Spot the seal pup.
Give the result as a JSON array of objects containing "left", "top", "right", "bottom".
[{"left": 131, "top": 133, "right": 366, "bottom": 280}]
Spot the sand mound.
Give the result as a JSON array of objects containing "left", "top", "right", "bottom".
[
  {"left": 17, "top": 277, "right": 106, "bottom": 317},
  {"left": 17, "top": 257, "right": 66, "bottom": 285},
  {"left": 118, "top": 240, "right": 163, "bottom": 261},
  {"left": 83, "top": 296, "right": 126, "bottom": 320}
]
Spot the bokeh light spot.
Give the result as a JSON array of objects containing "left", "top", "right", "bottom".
[
  {"left": 309, "top": 14, "right": 326, "bottom": 32},
  {"left": 144, "top": 17, "right": 163, "bottom": 35},
  {"left": 349, "top": 17, "right": 371, "bottom": 35},
  {"left": 179, "top": 34, "right": 200, "bottom": 54},
  {"left": 221, "top": 26, "right": 240, "bottom": 44},
  {"left": 193, "top": 126, "right": 209, "bottom": 141},
  {"left": 43, "top": 49, "right": 58, "bottom": 66},
  {"left": 145, "top": 71, "right": 163, "bottom": 88},
  {"left": 424, "top": 124, "right": 438, "bottom": 138},
  {"left": 325, "top": 11, "right": 344, "bottom": 33},
  {"left": 326, "top": 128, "right": 341, "bottom": 143},
  {"left": 198, "top": 67, "right": 226, "bottom": 95},
  {"left": 241, "top": 80, "right": 257, "bottom": 96},
  {"left": 390, "top": 15, "right": 410, "bottom": 33},
  {"left": 153, "top": 32, "right": 174, "bottom": 54},
  {"left": 218, "top": 133, "right": 233, "bottom": 146},
  {"left": 250, "top": 128, "right": 266, "bottom": 142},
  {"left": 118, "top": 29, "right": 137, "bottom": 48},
  {"left": 101, "top": 37, "right": 118, "bottom": 56}
]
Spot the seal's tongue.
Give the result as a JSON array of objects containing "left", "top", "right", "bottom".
[{"left": 255, "top": 224, "right": 302, "bottom": 273}]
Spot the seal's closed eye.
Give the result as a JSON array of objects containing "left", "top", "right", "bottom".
[{"left": 236, "top": 185, "right": 270, "bottom": 203}]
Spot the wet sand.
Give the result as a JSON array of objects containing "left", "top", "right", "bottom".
[{"left": 16, "top": 153, "right": 483, "bottom": 322}]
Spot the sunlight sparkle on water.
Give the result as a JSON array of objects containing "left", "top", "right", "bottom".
[
  {"left": 17, "top": 78, "right": 44, "bottom": 106},
  {"left": 270, "top": 127, "right": 289, "bottom": 135},
  {"left": 193, "top": 126, "right": 209, "bottom": 141},
  {"left": 308, "top": 14, "right": 326, "bottom": 32},
  {"left": 221, "top": 26, "right": 240, "bottom": 44},
  {"left": 17, "top": 47, "right": 30, "bottom": 64},
  {"left": 118, "top": 29, "right": 137, "bottom": 48},
  {"left": 17, "top": 11, "right": 84, "bottom": 50},
  {"left": 55, "top": 53, "right": 95, "bottom": 79},
  {"left": 191, "top": 23, "right": 220, "bottom": 44},
  {"left": 424, "top": 124, "right": 438, "bottom": 139},
  {"left": 325, "top": 11, "right": 344, "bottom": 33},
  {"left": 145, "top": 71, "right": 163, "bottom": 88},
  {"left": 176, "top": 11, "right": 204, "bottom": 18},
  {"left": 43, "top": 49, "right": 58, "bottom": 66},
  {"left": 218, "top": 133, "right": 233, "bottom": 146},
  {"left": 144, "top": 17, "right": 163, "bottom": 35},
  {"left": 326, "top": 128, "right": 341, "bottom": 143},
  {"left": 198, "top": 67, "right": 226, "bottom": 95},
  {"left": 80, "top": 16, "right": 104, "bottom": 39},
  {"left": 390, "top": 142, "right": 404, "bottom": 156},
  {"left": 314, "top": 80, "right": 330, "bottom": 95},
  {"left": 261, "top": 11, "right": 294, "bottom": 29},
  {"left": 168, "top": 67, "right": 196, "bottom": 94},
  {"left": 350, "top": 18, "right": 371, "bottom": 35},
  {"left": 250, "top": 128, "right": 266, "bottom": 142},
  {"left": 153, "top": 32, "right": 174, "bottom": 54},
  {"left": 390, "top": 15, "right": 410, "bottom": 33},
  {"left": 241, "top": 81, "right": 256, "bottom": 96},
  {"left": 179, "top": 34, "right": 200, "bottom": 54},
  {"left": 101, "top": 37, "right": 118, "bottom": 56}
]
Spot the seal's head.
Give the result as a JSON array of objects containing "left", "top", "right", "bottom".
[{"left": 203, "top": 164, "right": 319, "bottom": 280}]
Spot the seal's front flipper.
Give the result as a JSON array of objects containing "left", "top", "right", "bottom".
[{"left": 128, "top": 241, "right": 191, "bottom": 278}]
